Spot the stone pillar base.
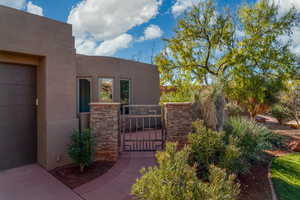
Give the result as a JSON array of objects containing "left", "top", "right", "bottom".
[
  {"left": 90, "top": 103, "right": 120, "bottom": 162},
  {"left": 164, "top": 103, "right": 192, "bottom": 148}
]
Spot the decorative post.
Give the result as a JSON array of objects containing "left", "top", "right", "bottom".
[
  {"left": 164, "top": 102, "right": 193, "bottom": 149},
  {"left": 90, "top": 103, "right": 120, "bottom": 162}
]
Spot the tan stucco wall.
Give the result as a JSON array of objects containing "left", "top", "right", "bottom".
[
  {"left": 76, "top": 55, "right": 160, "bottom": 105},
  {"left": 0, "top": 6, "right": 78, "bottom": 170},
  {"left": 0, "top": 5, "right": 160, "bottom": 170}
]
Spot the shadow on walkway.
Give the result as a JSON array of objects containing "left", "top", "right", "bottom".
[{"left": 74, "top": 152, "right": 156, "bottom": 200}]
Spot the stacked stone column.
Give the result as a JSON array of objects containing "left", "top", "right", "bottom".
[
  {"left": 164, "top": 103, "right": 193, "bottom": 148},
  {"left": 90, "top": 103, "right": 120, "bottom": 162}
]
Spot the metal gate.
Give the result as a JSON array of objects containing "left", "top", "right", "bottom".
[{"left": 120, "top": 105, "right": 165, "bottom": 152}]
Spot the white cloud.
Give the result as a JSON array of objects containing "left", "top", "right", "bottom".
[
  {"left": 0, "top": 0, "right": 25, "bottom": 9},
  {"left": 171, "top": 0, "right": 199, "bottom": 16},
  {"left": 139, "top": 24, "right": 163, "bottom": 41},
  {"left": 27, "top": 1, "right": 43, "bottom": 16},
  {"left": 68, "top": 0, "right": 162, "bottom": 56},
  {"left": 68, "top": 0, "right": 162, "bottom": 41},
  {"left": 95, "top": 34, "right": 133, "bottom": 56},
  {"left": 290, "top": 27, "right": 300, "bottom": 55},
  {"left": 76, "top": 38, "right": 98, "bottom": 55},
  {"left": 272, "top": 0, "right": 300, "bottom": 55},
  {"left": 76, "top": 34, "right": 133, "bottom": 56},
  {"left": 272, "top": 0, "right": 300, "bottom": 16}
]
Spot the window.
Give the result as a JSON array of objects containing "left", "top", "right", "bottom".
[
  {"left": 120, "top": 79, "right": 131, "bottom": 105},
  {"left": 99, "top": 78, "right": 113, "bottom": 102},
  {"left": 78, "top": 78, "right": 91, "bottom": 113}
]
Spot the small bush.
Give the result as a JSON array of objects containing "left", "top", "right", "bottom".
[
  {"left": 270, "top": 104, "right": 291, "bottom": 125},
  {"left": 189, "top": 117, "right": 281, "bottom": 175},
  {"left": 131, "top": 143, "right": 240, "bottom": 200},
  {"left": 189, "top": 121, "right": 243, "bottom": 175},
  {"left": 264, "top": 131, "right": 287, "bottom": 149},
  {"left": 68, "top": 129, "right": 95, "bottom": 172},
  {"left": 224, "top": 117, "right": 274, "bottom": 173},
  {"left": 188, "top": 121, "right": 225, "bottom": 176},
  {"left": 225, "top": 103, "right": 244, "bottom": 117}
]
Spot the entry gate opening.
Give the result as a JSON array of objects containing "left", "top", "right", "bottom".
[{"left": 120, "top": 105, "right": 165, "bottom": 152}]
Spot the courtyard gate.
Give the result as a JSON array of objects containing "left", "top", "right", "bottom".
[{"left": 120, "top": 105, "right": 165, "bottom": 152}]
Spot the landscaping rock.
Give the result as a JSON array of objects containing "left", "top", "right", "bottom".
[
  {"left": 255, "top": 116, "right": 266, "bottom": 123},
  {"left": 288, "top": 140, "right": 300, "bottom": 152}
]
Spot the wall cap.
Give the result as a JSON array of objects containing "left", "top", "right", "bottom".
[
  {"left": 164, "top": 102, "right": 192, "bottom": 105},
  {"left": 90, "top": 102, "right": 121, "bottom": 106}
]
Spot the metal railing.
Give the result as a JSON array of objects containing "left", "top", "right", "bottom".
[{"left": 120, "top": 105, "right": 165, "bottom": 152}]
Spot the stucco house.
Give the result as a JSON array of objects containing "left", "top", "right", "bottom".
[{"left": 0, "top": 6, "right": 160, "bottom": 171}]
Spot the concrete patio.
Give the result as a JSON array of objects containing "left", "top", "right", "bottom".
[
  {"left": 0, "top": 164, "right": 81, "bottom": 200},
  {"left": 0, "top": 152, "right": 156, "bottom": 200}
]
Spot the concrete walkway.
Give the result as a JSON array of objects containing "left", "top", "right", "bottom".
[
  {"left": 74, "top": 152, "right": 156, "bottom": 200},
  {"left": 0, "top": 164, "right": 81, "bottom": 200},
  {"left": 0, "top": 152, "right": 156, "bottom": 200}
]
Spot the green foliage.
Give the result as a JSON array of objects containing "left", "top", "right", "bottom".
[
  {"left": 68, "top": 129, "right": 95, "bottom": 172},
  {"left": 223, "top": 117, "right": 273, "bottom": 173},
  {"left": 270, "top": 104, "right": 291, "bottom": 124},
  {"left": 271, "top": 153, "right": 300, "bottom": 200},
  {"left": 156, "top": 0, "right": 235, "bottom": 87},
  {"left": 189, "top": 121, "right": 224, "bottom": 173},
  {"left": 131, "top": 143, "right": 240, "bottom": 200},
  {"left": 160, "top": 87, "right": 194, "bottom": 103},
  {"left": 225, "top": 0, "right": 299, "bottom": 118},
  {"left": 264, "top": 131, "right": 287, "bottom": 150},
  {"left": 226, "top": 75, "right": 284, "bottom": 118},
  {"left": 189, "top": 118, "right": 283, "bottom": 175},
  {"left": 189, "top": 121, "right": 243, "bottom": 175},
  {"left": 225, "top": 103, "right": 244, "bottom": 117},
  {"left": 156, "top": 0, "right": 299, "bottom": 120},
  {"left": 279, "top": 83, "right": 300, "bottom": 127}
]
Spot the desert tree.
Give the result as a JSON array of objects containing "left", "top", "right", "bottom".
[
  {"left": 155, "top": 0, "right": 235, "bottom": 130},
  {"left": 227, "top": 0, "right": 300, "bottom": 118}
]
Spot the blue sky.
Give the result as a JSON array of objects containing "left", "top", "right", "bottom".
[{"left": 0, "top": 0, "right": 299, "bottom": 63}]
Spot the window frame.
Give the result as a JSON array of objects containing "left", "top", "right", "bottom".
[
  {"left": 120, "top": 78, "right": 132, "bottom": 105},
  {"left": 77, "top": 77, "right": 92, "bottom": 113},
  {"left": 98, "top": 77, "right": 114, "bottom": 102}
]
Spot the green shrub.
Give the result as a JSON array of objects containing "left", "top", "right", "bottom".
[
  {"left": 189, "top": 118, "right": 281, "bottom": 175},
  {"left": 131, "top": 143, "right": 240, "bottom": 200},
  {"left": 224, "top": 117, "right": 273, "bottom": 173},
  {"left": 225, "top": 103, "right": 244, "bottom": 117},
  {"left": 270, "top": 104, "right": 291, "bottom": 124},
  {"left": 264, "top": 131, "right": 287, "bottom": 149},
  {"left": 188, "top": 121, "right": 225, "bottom": 176},
  {"left": 189, "top": 121, "right": 242, "bottom": 175},
  {"left": 218, "top": 138, "right": 242, "bottom": 174},
  {"left": 68, "top": 129, "right": 95, "bottom": 172}
]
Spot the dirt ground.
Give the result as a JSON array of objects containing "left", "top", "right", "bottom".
[
  {"left": 238, "top": 115, "right": 299, "bottom": 200},
  {"left": 238, "top": 163, "right": 272, "bottom": 200},
  {"left": 259, "top": 115, "right": 300, "bottom": 140},
  {"left": 50, "top": 161, "right": 115, "bottom": 189}
]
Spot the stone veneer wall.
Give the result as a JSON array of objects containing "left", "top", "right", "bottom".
[
  {"left": 164, "top": 103, "right": 193, "bottom": 148},
  {"left": 90, "top": 103, "right": 120, "bottom": 162}
]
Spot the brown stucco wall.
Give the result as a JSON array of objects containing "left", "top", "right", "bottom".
[
  {"left": 0, "top": 5, "right": 160, "bottom": 170},
  {"left": 0, "top": 6, "right": 78, "bottom": 170},
  {"left": 76, "top": 55, "right": 160, "bottom": 105}
]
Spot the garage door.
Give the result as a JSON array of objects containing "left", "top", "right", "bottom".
[{"left": 0, "top": 63, "right": 37, "bottom": 171}]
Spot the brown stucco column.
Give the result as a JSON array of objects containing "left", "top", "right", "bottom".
[
  {"left": 164, "top": 103, "right": 193, "bottom": 148},
  {"left": 90, "top": 103, "right": 120, "bottom": 162}
]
